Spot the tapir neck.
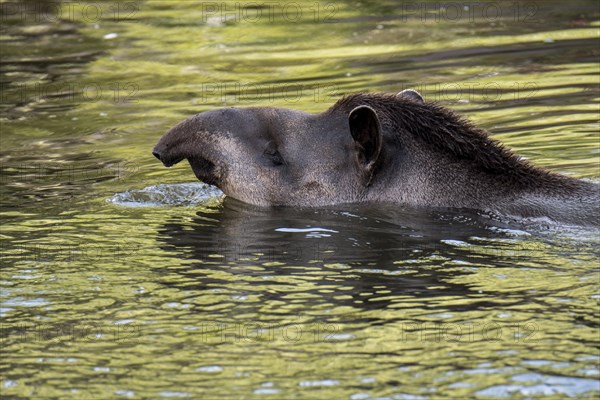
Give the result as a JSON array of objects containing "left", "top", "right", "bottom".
[
  {"left": 498, "top": 185, "right": 599, "bottom": 225},
  {"left": 369, "top": 156, "right": 599, "bottom": 226}
]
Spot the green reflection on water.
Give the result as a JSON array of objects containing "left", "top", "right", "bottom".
[{"left": 1, "top": 0, "right": 599, "bottom": 398}]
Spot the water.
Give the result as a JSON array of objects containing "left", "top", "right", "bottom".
[{"left": 1, "top": 1, "right": 599, "bottom": 398}]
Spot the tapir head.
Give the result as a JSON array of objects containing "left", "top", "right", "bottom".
[{"left": 152, "top": 90, "right": 426, "bottom": 206}]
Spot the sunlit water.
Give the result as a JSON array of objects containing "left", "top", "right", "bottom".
[{"left": 1, "top": 1, "right": 599, "bottom": 398}]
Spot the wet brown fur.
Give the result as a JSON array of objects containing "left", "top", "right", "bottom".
[{"left": 329, "top": 93, "right": 578, "bottom": 191}]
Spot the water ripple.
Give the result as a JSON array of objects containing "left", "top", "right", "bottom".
[{"left": 108, "top": 183, "right": 223, "bottom": 207}]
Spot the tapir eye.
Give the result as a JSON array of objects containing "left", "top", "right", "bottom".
[{"left": 264, "top": 141, "right": 285, "bottom": 166}]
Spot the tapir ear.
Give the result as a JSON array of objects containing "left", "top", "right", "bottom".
[
  {"left": 397, "top": 89, "right": 424, "bottom": 103},
  {"left": 349, "top": 105, "right": 383, "bottom": 169}
]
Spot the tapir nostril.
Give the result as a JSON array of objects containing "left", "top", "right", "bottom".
[{"left": 152, "top": 151, "right": 162, "bottom": 161}]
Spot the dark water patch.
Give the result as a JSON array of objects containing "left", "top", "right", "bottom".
[
  {"left": 153, "top": 199, "right": 598, "bottom": 313},
  {"left": 0, "top": 0, "right": 108, "bottom": 118}
]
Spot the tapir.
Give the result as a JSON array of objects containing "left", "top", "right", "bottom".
[{"left": 153, "top": 90, "right": 599, "bottom": 226}]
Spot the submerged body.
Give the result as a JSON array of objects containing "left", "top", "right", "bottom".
[{"left": 153, "top": 90, "right": 599, "bottom": 226}]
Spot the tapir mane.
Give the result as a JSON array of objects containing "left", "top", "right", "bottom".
[{"left": 329, "top": 93, "right": 574, "bottom": 188}]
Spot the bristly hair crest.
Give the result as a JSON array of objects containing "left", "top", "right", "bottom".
[{"left": 329, "top": 92, "right": 575, "bottom": 188}]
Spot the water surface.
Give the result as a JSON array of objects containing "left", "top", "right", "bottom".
[{"left": 1, "top": 1, "right": 599, "bottom": 398}]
